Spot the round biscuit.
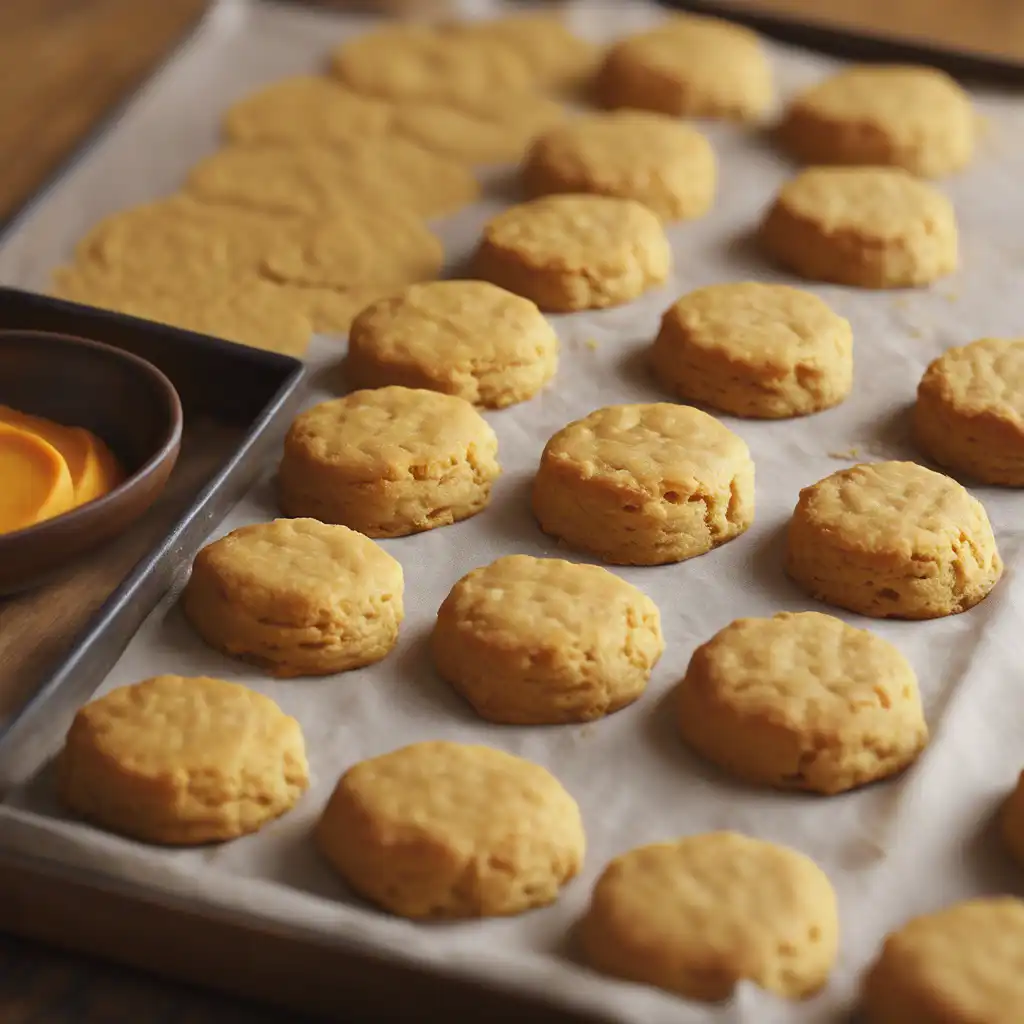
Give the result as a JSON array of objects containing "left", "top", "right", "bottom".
[
  {"left": 278, "top": 386, "right": 501, "bottom": 538},
  {"left": 316, "top": 741, "right": 585, "bottom": 918},
  {"left": 432, "top": 554, "right": 664, "bottom": 724},
  {"left": 182, "top": 518, "right": 404, "bottom": 678},
  {"left": 785, "top": 460, "right": 1002, "bottom": 619},
  {"left": 678, "top": 611, "right": 928, "bottom": 794},
  {"left": 532, "top": 402, "right": 754, "bottom": 565}
]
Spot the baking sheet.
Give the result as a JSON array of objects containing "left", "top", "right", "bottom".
[{"left": 2, "top": 1, "right": 1024, "bottom": 1021}]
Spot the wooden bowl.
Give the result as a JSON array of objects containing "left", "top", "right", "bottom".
[{"left": 0, "top": 330, "right": 183, "bottom": 594}]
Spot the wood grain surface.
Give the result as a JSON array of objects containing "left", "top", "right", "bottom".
[{"left": 0, "top": 0, "right": 1017, "bottom": 1020}]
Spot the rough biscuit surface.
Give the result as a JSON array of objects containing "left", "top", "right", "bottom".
[
  {"left": 597, "top": 14, "right": 773, "bottom": 122},
  {"left": 472, "top": 195, "right": 671, "bottom": 313},
  {"left": 522, "top": 111, "right": 716, "bottom": 223},
  {"left": 915, "top": 337, "right": 1024, "bottom": 486},
  {"left": 786, "top": 461, "right": 1002, "bottom": 619},
  {"left": 392, "top": 92, "right": 567, "bottom": 166},
  {"left": 651, "top": 282, "right": 853, "bottom": 418},
  {"left": 182, "top": 518, "right": 404, "bottom": 678},
  {"left": 581, "top": 832, "right": 838, "bottom": 1001},
  {"left": 760, "top": 166, "right": 958, "bottom": 288},
  {"left": 186, "top": 140, "right": 478, "bottom": 219},
  {"left": 861, "top": 897, "right": 1024, "bottom": 1023},
  {"left": 1002, "top": 770, "right": 1024, "bottom": 868},
  {"left": 331, "top": 24, "right": 533, "bottom": 107},
  {"left": 678, "top": 611, "right": 928, "bottom": 794},
  {"left": 279, "top": 386, "right": 500, "bottom": 538},
  {"left": 778, "top": 65, "right": 975, "bottom": 178},
  {"left": 532, "top": 403, "right": 754, "bottom": 565},
  {"left": 316, "top": 741, "right": 585, "bottom": 918},
  {"left": 347, "top": 281, "right": 558, "bottom": 408},
  {"left": 58, "top": 675, "right": 309, "bottom": 845},
  {"left": 432, "top": 554, "right": 664, "bottom": 724},
  {"left": 222, "top": 75, "right": 393, "bottom": 147}
]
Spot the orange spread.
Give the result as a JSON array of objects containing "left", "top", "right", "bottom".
[{"left": 0, "top": 405, "right": 124, "bottom": 534}]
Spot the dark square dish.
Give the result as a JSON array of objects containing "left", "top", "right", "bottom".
[{"left": 0, "top": 287, "right": 306, "bottom": 789}]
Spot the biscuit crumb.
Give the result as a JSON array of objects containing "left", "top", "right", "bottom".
[
  {"left": 585, "top": 338, "right": 599, "bottom": 351},
  {"left": 827, "top": 447, "right": 860, "bottom": 460}
]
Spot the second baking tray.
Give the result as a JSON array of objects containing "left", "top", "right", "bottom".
[{"left": 0, "top": 286, "right": 306, "bottom": 788}]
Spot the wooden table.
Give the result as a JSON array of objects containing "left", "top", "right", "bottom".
[{"left": 1, "top": 0, "right": 1020, "bottom": 1019}]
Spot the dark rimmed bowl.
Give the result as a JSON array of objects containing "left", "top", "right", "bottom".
[{"left": 0, "top": 330, "right": 183, "bottom": 594}]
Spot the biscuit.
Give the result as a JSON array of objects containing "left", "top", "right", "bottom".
[
  {"left": 186, "top": 140, "right": 479, "bottom": 219},
  {"left": 861, "top": 897, "right": 1024, "bottom": 1023},
  {"left": 58, "top": 674, "right": 308, "bottom": 845},
  {"left": 451, "top": 13, "right": 601, "bottom": 94},
  {"left": 760, "top": 166, "right": 958, "bottom": 288},
  {"left": 1001, "top": 770, "right": 1024, "bottom": 868},
  {"left": 278, "top": 386, "right": 500, "bottom": 538},
  {"left": 391, "top": 92, "right": 566, "bottom": 166},
  {"left": 331, "top": 24, "right": 533, "bottom": 107},
  {"left": 650, "top": 282, "right": 853, "bottom": 418},
  {"left": 914, "top": 337, "right": 1024, "bottom": 486},
  {"left": 471, "top": 195, "right": 671, "bottom": 313},
  {"left": 522, "top": 111, "right": 716, "bottom": 223},
  {"left": 222, "top": 75, "right": 392, "bottom": 147},
  {"left": 432, "top": 554, "right": 664, "bottom": 724},
  {"left": 678, "top": 611, "right": 928, "bottom": 794},
  {"left": 786, "top": 461, "right": 1002, "bottom": 619},
  {"left": 346, "top": 281, "right": 558, "bottom": 409},
  {"left": 182, "top": 518, "right": 404, "bottom": 678},
  {"left": 778, "top": 65, "right": 975, "bottom": 179},
  {"left": 532, "top": 403, "right": 754, "bottom": 566},
  {"left": 596, "top": 15, "right": 773, "bottom": 122},
  {"left": 53, "top": 266, "right": 313, "bottom": 357},
  {"left": 581, "top": 832, "right": 838, "bottom": 1001},
  {"left": 316, "top": 740, "right": 585, "bottom": 918}
]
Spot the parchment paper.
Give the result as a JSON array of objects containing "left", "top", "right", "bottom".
[{"left": 2, "top": 2, "right": 1024, "bottom": 1020}]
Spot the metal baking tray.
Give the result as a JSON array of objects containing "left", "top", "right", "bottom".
[{"left": 0, "top": 286, "right": 306, "bottom": 789}]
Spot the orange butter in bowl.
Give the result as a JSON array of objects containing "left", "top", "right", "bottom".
[{"left": 0, "top": 405, "right": 124, "bottom": 534}]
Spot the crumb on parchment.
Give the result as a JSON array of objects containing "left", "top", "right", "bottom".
[
  {"left": 827, "top": 447, "right": 860, "bottom": 460},
  {"left": 584, "top": 338, "right": 599, "bottom": 351}
]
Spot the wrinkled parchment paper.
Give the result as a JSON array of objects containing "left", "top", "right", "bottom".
[{"left": 2, "top": 2, "right": 1024, "bottom": 1020}]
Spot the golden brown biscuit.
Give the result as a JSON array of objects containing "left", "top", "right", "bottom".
[
  {"left": 222, "top": 75, "right": 393, "bottom": 147},
  {"left": 678, "top": 611, "right": 928, "bottom": 794},
  {"left": 786, "top": 461, "right": 1002, "bottom": 619},
  {"left": 471, "top": 194, "right": 671, "bottom": 313},
  {"left": 581, "top": 832, "right": 838, "bottom": 1001},
  {"left": 760, "top": 166, "right": 958, "bottom": 288},
  {"left": 182, "top": 518, "right": 404, "bottom": 678},
  {"left": 346, "top": 280, "right": 558, "bottom": 408},
  {"left": 778, "top": 65, "right": 975, "bottom": 178},
  {"left": 650, "top": 282, "right": 853, "bottom": 418},
  {"left": 596, "top": 14, "right": 773, "bottom": 122},
  {"left": 316, "top": 741, "right": 585, "bottom": 918},
  {"left": 58, "top": 674, "right": 308, "bottom": 845},
  {"left": 1002, "top": 770, "right": 1024, "bottom": 868},
  {"left": 186, "top": 140, "right": 478, "bottom": 219},
  {"left": 432, "top": 554, "right": 664, "bottom": 724},
  {"left": 532, "top": 403, "right": 754, "bottom": 565},
  {"left": 391, "top": 92, "right": 566, "bottom": 166},
  {"left": 914, "top": 337, "right": 1024, "bottom": 486},
  {"left": 278, "top": 386, "right": 500, "bottom": 538},
  {"left": 522, "top": 110, "right": 716, "bottom": 222},
  {"left": 331, "top": 24, "right": 533, "bottom": 107},
  {"left": 861, "top": 897, "right": 1024, "bottom": 1022}
]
